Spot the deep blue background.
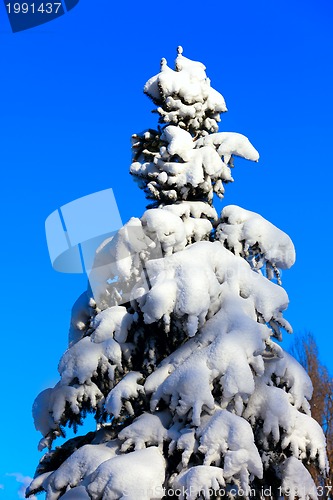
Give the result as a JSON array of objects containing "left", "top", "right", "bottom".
[{"left": 0, "top": 0, "right": 332, "bottom": 496}]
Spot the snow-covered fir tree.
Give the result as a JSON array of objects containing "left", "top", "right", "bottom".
[{"left": 27, "top": 47, "right": 329, "bottom": 500}]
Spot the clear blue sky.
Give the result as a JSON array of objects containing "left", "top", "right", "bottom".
[{"left": 1, "top": 0, "right": 333, "bottom": 497}]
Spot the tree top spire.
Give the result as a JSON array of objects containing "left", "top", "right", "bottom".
[{"left": 131, "top": 50, "right": 258, "bottom": 205}]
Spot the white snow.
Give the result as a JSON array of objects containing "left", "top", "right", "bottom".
[
  {"left": 59, "top": 335, "right": 122, "bottom": 385},
  {"left": 91, "top": 306, "right": 135, "bottom": 344},
  {"left": 161, "top": 125, "right": 195, "bottom": 161},
  {"left": 131, "top": 50, "right": 259, "bottom": 203},
  {"left": 141, "top": 208, "right": 187, "bottom": 256},
  {"left": 139, "top": 241, "right": 289, "bottom": 336},
  {"left": 87, "top": 447, "right": 165, "bottom": 500},
  {"left": 217, "top": 205, "right": 296, "bottom": 270},
  {"left": 118, "top": 412, "right": 169, "bottom": 451},
  {"left": 144, "top": 50, "right": 226, "bottom": 134},
  {"left": 264, "top": 349, "right": 313, "bottom": 411},
  {"left": 105, "top": 372, "right": 144, "bottom": 418},
  {"left": 33, "top": 382, "right": 103, "bottom": 444},
  {"left": 244, "top": 379, "right": 327, "bottom": 472},
  {"left": 199, "top": 410, "right": 263, "bottom": 485},
  {"left": 195, "top": 132, "right": 259, "bottom": 164},
  {"left": 281, "top": 457, "right": 318, "bottom": 500},
  {"left": 43, "top": 442, "right": 119, "bottom": 499},
  {"left": 172, "top": 466, "right": 225, "bottom": 500}
]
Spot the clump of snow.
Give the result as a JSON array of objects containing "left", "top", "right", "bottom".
[
  {"left": 91, "top": 306, "right": 135, "bottom": 344},
  {"left": 34, "top": 382, "right": 103, "bottom": 447},
  {"left": 139, "top": 241, "right": 289, "bottom": 337},
  {"left": 59, "top": 335, "right": 122, "bottom": 386},
  {"left": 42, "top": 442, "right": 119, "bottom": 499},
  {"left": 243, "top": 379, "right": 296, "bottom": 443},
  {"left": 198, "top": 409, "right": 262, "bottom": 486},
  {"left": 118, "top": 412, "right": 169, "bottom": 451},
  {"left": 195, "top": 132, "right": 259, "bottom": 164},
  {"left": 280, "top": 457, "right": 318, "bottom": 500},
  {"left": 171, "top": 466, "right": 225, "bottom": 500},
  {"left": 170, "top": 426, "right": 197, "bottom": 467},
  {"left": 141, "top": 208, "right": 187, "bottom": 256},
  {"left": 87, "top": 447, "right": 165, "bottom": 500},
  {"left": 217, "top": 205, "right": 296, "bottom": 277},
  {"left": 281, "top": 411, "right": 328, "bottom": 473},
  {"left": 151, "top": 353, "right": 215, "bottom": 426},
  {"left": 244, "top": 379, "right": 327, "bottom": 471},
  {"left": 264, "top": 349, "right": 313, "bottom": 411},
  {"left": 131, "top": 125, "right": 259, "bottom": 203},
  {"left": 105, "top": 372, "right": 144, "bottom": 418},
  {"left": 33, "top": 388, "right": 60, "bottom": 439}
]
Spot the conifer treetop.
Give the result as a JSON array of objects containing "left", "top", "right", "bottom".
[
  {"left": 144, "top": 46, "right": 227, "bottom": 136},
  {"left": 131, "top": 48, "right": 259, "bottom": 205}
]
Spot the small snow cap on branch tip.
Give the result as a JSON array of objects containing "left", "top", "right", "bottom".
[
  {"left": 177, "top": 46, "right": 183, "bottom": 55},
  {"left": 160, "top": 57, "right": 167, "bottom": 70}
]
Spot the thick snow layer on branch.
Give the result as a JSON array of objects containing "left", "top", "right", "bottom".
[
  {"left": 33, "top": 388, "right": 59, "bottom": 438},
  {"left": 91, "top": 306, "right": 135, "bottom": 344},
  {"left": 147, "top": 300, "right": 270, "bottom": 424},
  {"left": 141, "top": 208, "right": 187, "bottom": 256},
  {"left": 244, "top": 380, "right": 327, "bottom": 471},
  {"left": 131, "top": 125, "right": 259, "bottom": 203},
  {"left": 59, "top": 335, "right": 122, "bottom": 385},
  {"left": 89, "top": 203, "right": 216, "bottom": 308},
  {"left": 281, "top": 457, "right": 318, "bottom": 500},
  {"left": 217, "top": 205, "right": 295, "bottom": 270},
  {"left": 195, "top": 132, "right": 259, "bottom": 164},
  {"left": 139, "top": 241, "right": 289, "bottom": 336},
  {"left": 105, "top": 372, "right": 144, "bottom": 418},
  {"left": 243, "top": 380, "right": 296, "bottom": 443},
  {"left": 152, "top": 353, "right": 215, "bottom": 426},
  {"left": 198, "top": 410, "right": 262, "bottom": 482},
  {"left": 162, "top": 125, "right": 195, "bottom": 161},
  {"left": 172, "top": 466, "right": 225, "bottom": 500},
  {"left": 118, "top": 412, "right": 169, "bottom": 451},
  {"left": 42, "top": 442, "right": 119, "bottom": 500},
  {"left": 264, "top": 350, "right": 313, "bottom": 411},
  {"left": 87, "top": 447, "right": 165, "bottom": 500},
  {"left": 281, "top": 411, "right": 328, "bottom": 472},
  {"left": 34, "top": 381, "right": 103, "bottom": 444},
  {"left": 163, "top": 201, "right": 217, "bottom": 220}
]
